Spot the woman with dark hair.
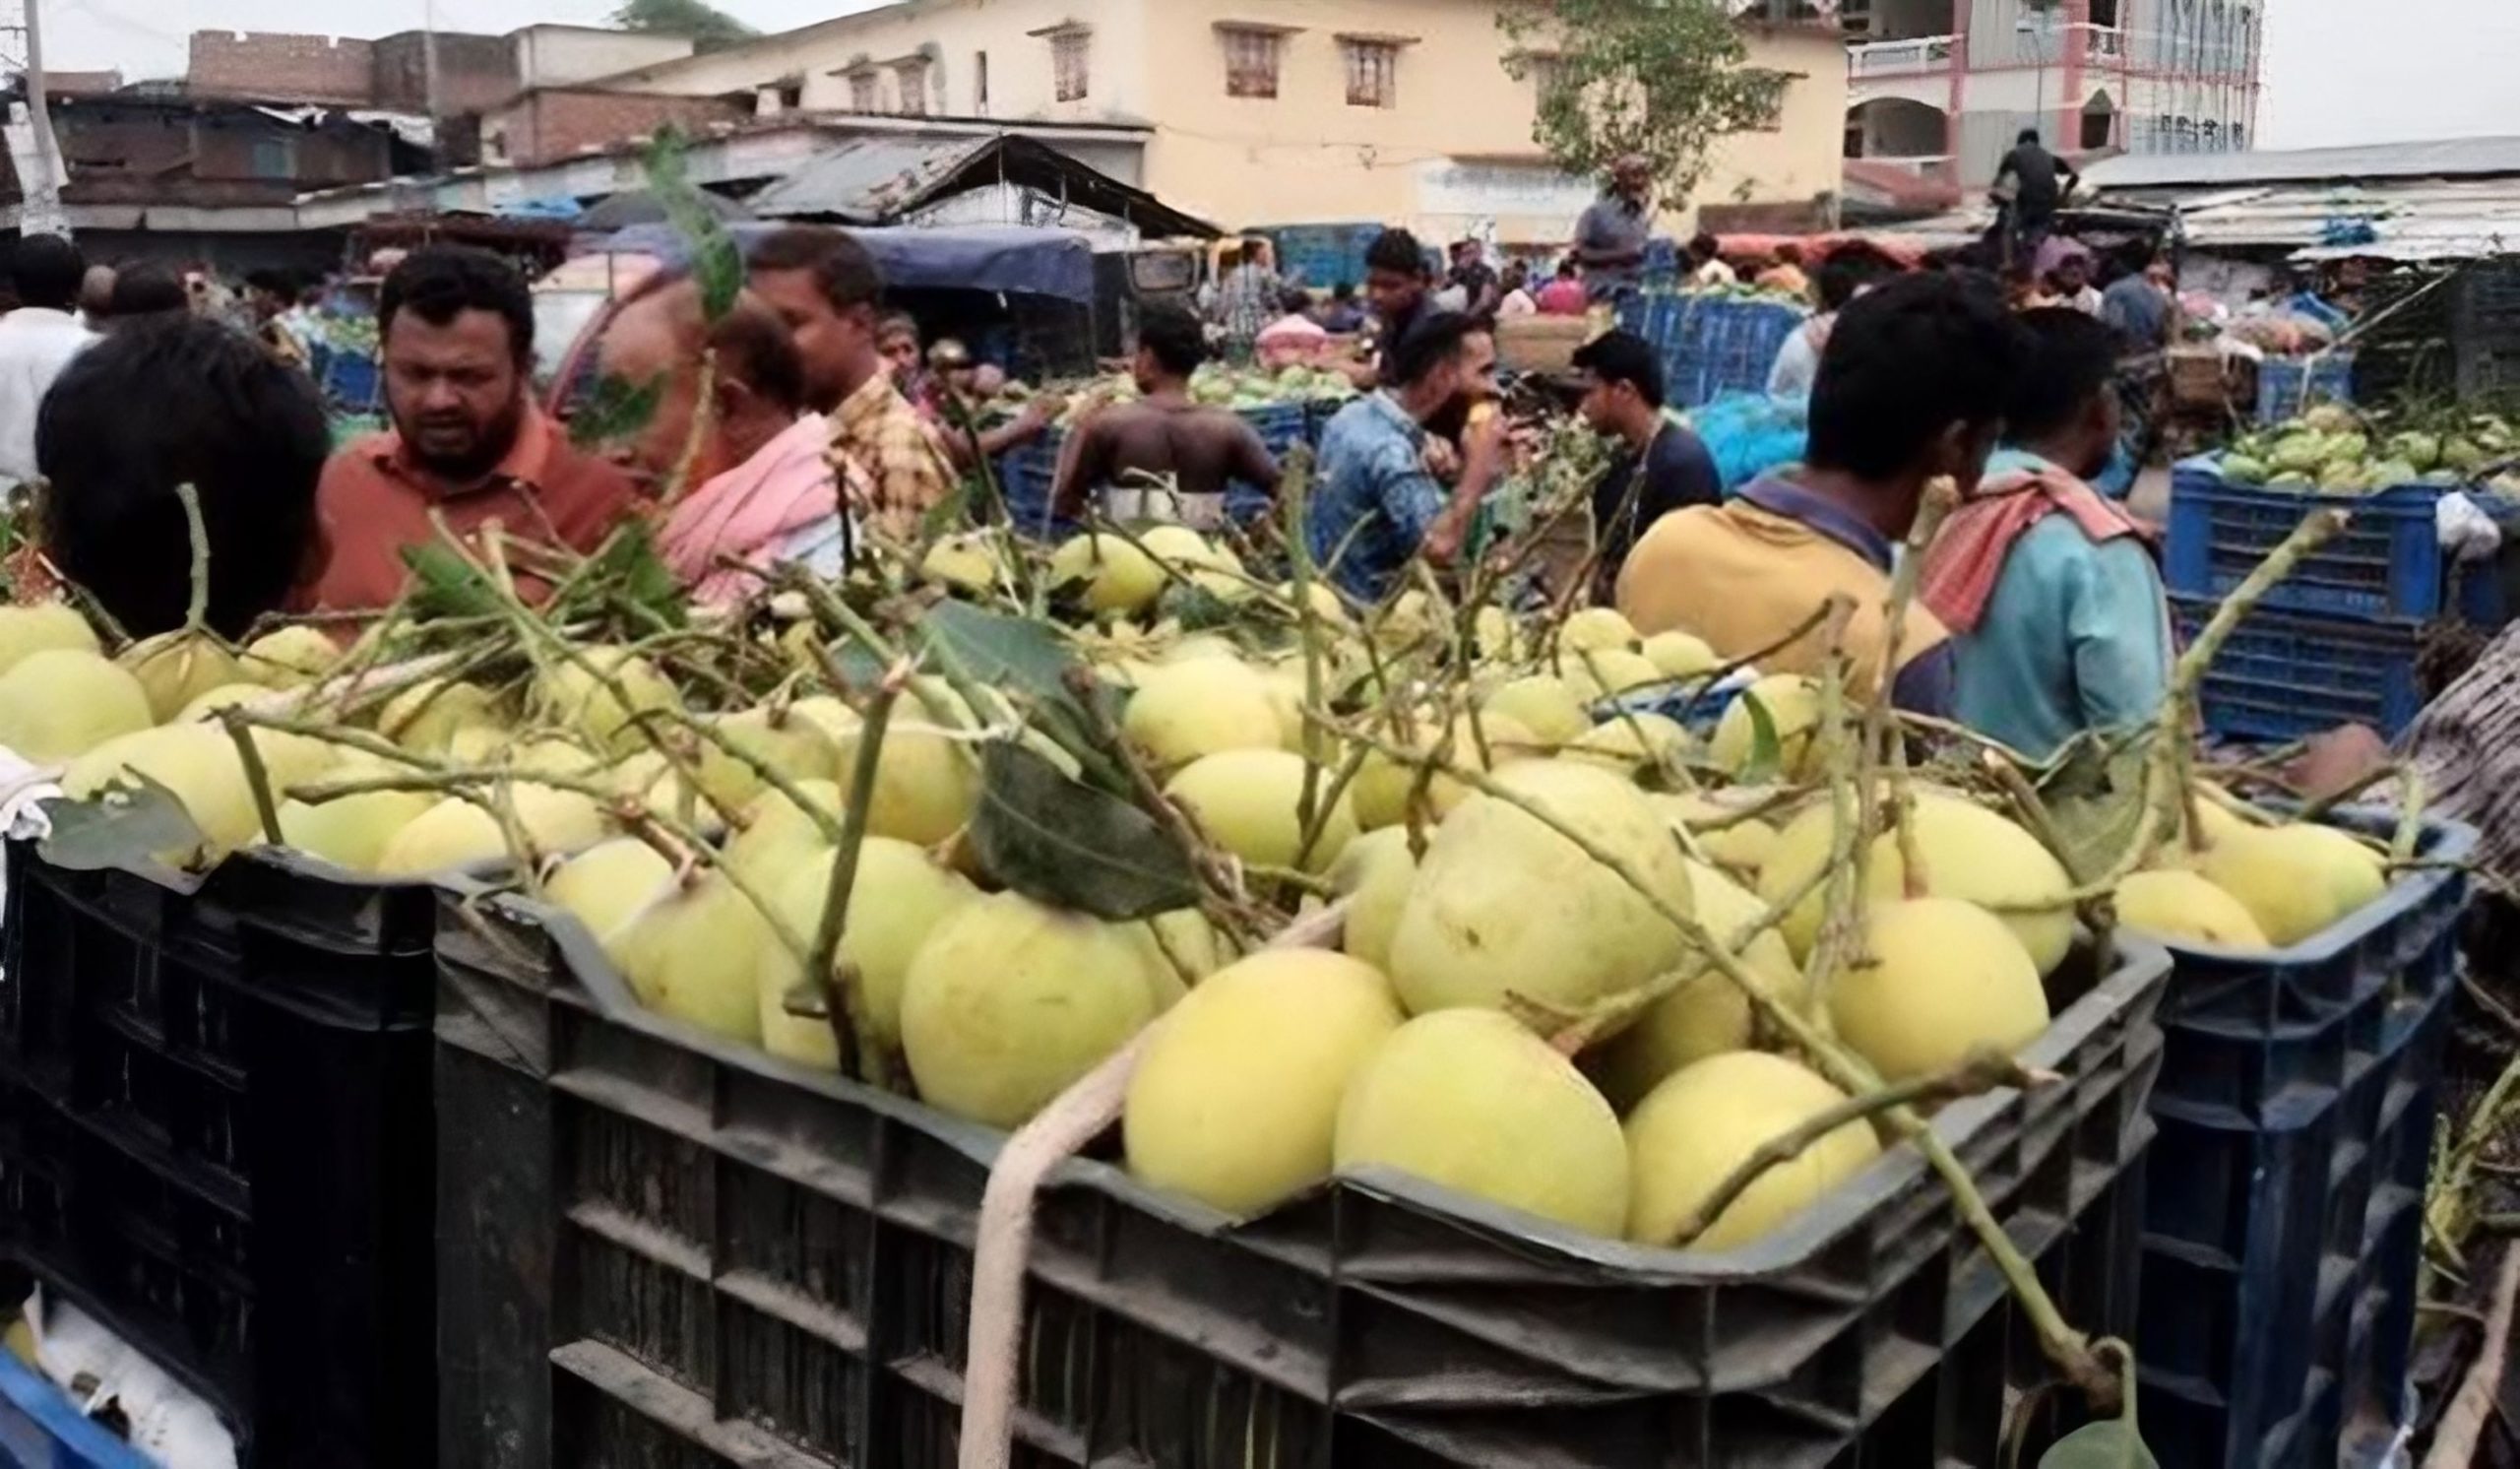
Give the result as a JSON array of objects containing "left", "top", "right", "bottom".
[{"left": 103, "top": 263, "right": 189, "bottom": 323}]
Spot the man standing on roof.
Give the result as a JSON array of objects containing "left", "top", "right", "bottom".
[
  {"left": 1993, "top": 128, "right": 2081, "bottom": 267},
  {"left": 748, "top": 225, "right": 956, "bottom": 542},
  {"left": 1052, "top": 303, "right": 1279, "bottom": 532},
  {"left": 1574, "top": 155, "right": 1655, "bottom": 302}
]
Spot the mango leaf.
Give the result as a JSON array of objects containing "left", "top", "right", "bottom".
[
  {"left": 562, "top": 521, "right": 687, "bottom": 629},
  {"left": 37, "top": 774, "right": 200, "bottom": 872},
  {"left": 969, "top": 742, "right": 1200, "bottom": 921},
  {"left": 1159, "top": 581, "right": 1239, "bottom": 633},
  {"left": 645, "top": 128, "right": 741, "bottom": 320},
  {"left": 399, "top": 542, "right": 505, "bottom": 620},
  {"left": 1733, "top": 690, "right": 1783, "bottom": 786},
  {"left": 2038, "top": 1421, "right": 2158, "bottom": 1469},
  {"left": 568, "top": 371, "right": 665, "bottom": 452}
]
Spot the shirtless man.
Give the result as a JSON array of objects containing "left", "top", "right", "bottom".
[{"left": 1051, "top": 302, "right": 1279, "bottom": 530}]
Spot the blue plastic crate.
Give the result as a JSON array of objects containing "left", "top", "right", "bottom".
[
  {"left": 2169, "top": 593, "right": 2427, "bottom": 741},
  {"left": 989, "top": 432, "right": 1073, "bottom": 541},
  {"left": 320, "top": 351, "right": 379, "bottom": 413},
  {"left": 0, "top": 1351, "right": 155, "bottom": 1469},
  {"left": 1265, "top": 224, "right": 1384, "bottom": 290},
  {"left": 2136, "top": 813, "right": 2473, "bottom": 1469},
  {"left": 1228, "top": 403, "right": 1309, "bottom": 524},
  {"left": 2166, "top": 460, "right": 2504, "bottom": 623},
  {"left": 2256, "top": 352, "right": 2356, "bottom": 425}
]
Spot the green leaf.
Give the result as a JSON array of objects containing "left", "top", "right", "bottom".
[
  {"left": 645, "top": 128, "right": 742, "bottom": 320},
  {"left": 919, "top": 601, "right": 1101, "bottom": 722},
  {"left": 969, "top": 742, "right": 1200, "bottom": 921},
  {"left": 1734, "top": 690, "right": 1783, "bottom": 786},
  {"left": 2039, "top": 732, "right": 2155, "bottom": 883},
  {"left": 561, "top": 521, "right": 687, "bottom": 629},
  {"left": 2037, "top": 1421, "right": 2158, "bottom": 1469},
  {"left": 36, "top": 774, "right": 202, "bottom": 871},
  {"left": 568, "top": 371, "right": 666, "bottom": 451},
  {"left": 398, "top": 542, "right": 505, "bottom": 620}
]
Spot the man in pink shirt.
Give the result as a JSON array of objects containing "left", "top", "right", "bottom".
[
  {"left": 1535, "top": 259, "right": 1589, "bottom": 315},
  {"left": 598, "top": 279, "right": 850, "bottom": 604}
]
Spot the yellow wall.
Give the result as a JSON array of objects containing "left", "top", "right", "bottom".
[{"left": 598, "top": 0, "right": 1846, "bottom": 242}]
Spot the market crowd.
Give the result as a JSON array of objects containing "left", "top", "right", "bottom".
[{"left": 0, "top": 146, "right": 2379, "bottom": 776}]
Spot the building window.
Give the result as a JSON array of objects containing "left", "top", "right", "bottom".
[
  {"left": 778, "top": 80, "right": 803, "bottom": 110},
  {"left": 1050, "top": 29, "right": 1090, "bottom": 101},
  {"left": 1743, "top": 69, "right": 1789, "bottom": 131},
  {"left": 976, "top": 50, "right": 989, "bottom": 111},
  {"left": 2230, "top": 120, "right": 2246, "bottom": 149},
  {"left": 893, "top": 58, "right": 930, "bottom": 115},
  {"left": 1342, "top": 39, "right": 1400, "bottom": 108},
  {"left": 1220, "top": 26, "right": 1283, "bottom": 98},
  {"left": 849, "top": 70, "right": 878, "bottom": 111},
  {"left": 249, "top": 138, "right": 290, "bottom": 178}
]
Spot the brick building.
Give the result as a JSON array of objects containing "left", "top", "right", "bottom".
[
  {"left": 187, "top": 31, "right": 376, "bottom": 106},
  {"left": 482, "top": 89, "right": 748, "bottom": 168},
  {"left": 183, "top": 26, "right": 695, "bottom": 114}
]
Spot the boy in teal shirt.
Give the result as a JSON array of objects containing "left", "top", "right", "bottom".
[{"left": 1920, "top": 307, "right": 2172, "bottom": 760}]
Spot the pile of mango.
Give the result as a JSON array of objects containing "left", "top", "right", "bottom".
[{"left": 2222, "top": 404, "right": 2518, "bottom": 494}]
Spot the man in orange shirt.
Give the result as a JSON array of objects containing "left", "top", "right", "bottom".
[{"left": 300, "top": 246, "right": 639, "bottom": 612}]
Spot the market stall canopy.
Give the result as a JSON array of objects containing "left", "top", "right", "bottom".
[
  {"left": 581, "top": 188, "right": 756, "bottom": 232},
  {"left": 583, "top": 222, "right": 1099, "bottom": 303},
  {"left": 746, "top": 133, "right": 1217, "bottom": 239}
]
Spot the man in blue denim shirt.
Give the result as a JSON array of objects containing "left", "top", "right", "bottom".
[{"left": 1306, "top": 312, "right": 1498, "bottom": 603}]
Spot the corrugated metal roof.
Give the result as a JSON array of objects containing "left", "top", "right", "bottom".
[
  {"left": 2085, "top": 136, "right": 2520, "bottom": 190},
  {"left": 748, "top": 135, "right": 989, "bottom": 222}
]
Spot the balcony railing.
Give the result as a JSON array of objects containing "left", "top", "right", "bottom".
[
  {"left": 2070, "top": 23, "right": 2129, "bottom": 60},
  {"left": 1848, "top": 34, "right": 1958, "bottom": 77}
]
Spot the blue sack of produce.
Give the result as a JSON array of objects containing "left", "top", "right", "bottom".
[{"left": 1688, "top": 392, "right": 1808, "bottom": 493}]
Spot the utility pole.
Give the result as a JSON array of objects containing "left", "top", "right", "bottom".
[{"left": 18, "top": 0, "right": 65, "bottom": 236}]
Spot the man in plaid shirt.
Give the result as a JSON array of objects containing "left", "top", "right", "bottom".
[{"left": 749, "top": 227, "right": 955, "bottom": 543}]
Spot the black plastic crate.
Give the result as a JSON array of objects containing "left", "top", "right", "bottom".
[
  {"left": 2135, "top": 814, "right": 2473, "bottom": 1469},
  {"left": 436, "top": 883, "right": 2169, "bottom": 1469},
  {"left": 0, "top": 841, "right": 438, "bottom": 1468}
]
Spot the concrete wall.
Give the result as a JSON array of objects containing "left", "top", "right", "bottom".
[
  {"left": 188, "top": 32, "right": 373, "bottom": 105},
  {"left": 372, "top": 31, "right": 519, "bottom": 114},
  {"left": 483, "top": 90, "right": 748, "bottom": 167},
  {"left": 598, "top": 0, "right": 1156, "bottom": 125},
  {"left": 514, "top": 27, "right": 696, "bottom": 91}
]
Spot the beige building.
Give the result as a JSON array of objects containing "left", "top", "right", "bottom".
[{"left": 589, "top": 0, "right": 1848, "bottom": 246}]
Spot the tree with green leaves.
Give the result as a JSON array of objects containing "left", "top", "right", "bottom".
[
  {"left": 611, "top": 0, "right": 758, "bottom": 52},
  {"left": 1499, "top": 0, "right": 1793, "bottom": 202}
]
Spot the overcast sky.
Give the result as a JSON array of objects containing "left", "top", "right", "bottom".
[{"left": 35, "top": 0, "right": 2520, "bottom": 153}]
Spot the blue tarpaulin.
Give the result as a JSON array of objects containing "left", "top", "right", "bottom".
[{"left": 583, "top": 223, "right": 1099, "bottom": 305}]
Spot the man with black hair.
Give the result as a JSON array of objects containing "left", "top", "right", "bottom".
[
  {"left": 1767, "top": 243, "right": 1894, "bottom": 401},
  {"left": 1350, "top": 227, "right": 1432, "bottom": 388},
  {"left": 303, "top": 244, "right": 637, "bottom": 611},
  {"left": 1617, "top": 272, "right": 2028, "bottom": 711},
  {"left": 33, "top": 313, "right": 328, "bottom": 640},
  {"left": 1447, "top": 239, "right": 1501, "bottom": 319},
  {"left": 104, "top": 264, "right": 187, "bottom": 322},
  {"left": 750, "top": 225, "right": 953, "bottom": 539},
  {"left": 0, "top": 233, "right": 94, "bottom": 487},
  {"left": 1052, "top": 302, "right": 1278, "bottom": 531},
  {"left": 1314, "top": 282, "right": 1366, "bottom": 335},
  {"left": 1919, "top": 307, "right": 2169, "bottom": 757},
  {"left": 1685, "top": 232, "right": 1736, "bottom": 288},
  {"left": 1307, "top": 311, "right": 1500, "bottom": 602},
  {"left": 1571, "top": 330, "right": 1719, "bottom": 594},
  {"left": 1994, "top": 128, "right": 2079, "bottom": 265}
]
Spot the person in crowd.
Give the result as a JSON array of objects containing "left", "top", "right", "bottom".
[
  {"left": 300, "top": 246, "right": 638, "bottom": 612},
  {"left": 1495, "top": 261, "right": 1539, "bottom": 318},
  {"left": 0, "top": 235, "right": 94, "bottom": 488},
  {"left": 1447, "top": 239, "right": 1501, "bottom": 319},
  {"left": 1919, "top": 307, "right": 2169, "bottom": 759},
  {"left": 1307, "top": 311, "right": 1501, "bottom": 603},
  {"left": 2000, "top": 261, "right": 2043, "bottom": 312},
  {"left": 1051, "top": 302, "right": 1279, "bottom": 531},
  {"left": 2045, "top": 248, "right": 2104, "bottom": 315},
  {"left": 104, "top": 264, "right": 188, "bottom": 323},
  {"left": 1571, "top": 331, "right": 1721, "bottom": 600},
  {"left": 1616, "top": 272, "right": 2027, "bottom": 711},
  {"left": 1535, "top": 258, "right": 1589, "bottom": 315},
  {"left": 244, "top": 268, "right": 306, "bottom": 365},
  {"left": 597, "top": 278, "right": 849, "bottom": 606},
  {"left": 76, "top": 265, "right": 114, "bottom": 331},
  {"left": 1994, "top": 128, "right": 2080, "bottom": 266},
  {"left": 1575, "top": 155, "right": 1655, "bottom": 302},
  {"left": 1767, "top": 246, "right": 1888, "bottom": 402},
  {"left": 33, "top": 313, "right": 329, "bottom": 641},
  {"left": 1212, "top": 240, "right": 1280, "bottom": 364},
  {"left": 1756, "top": 242, "right": 1811, "bottom": 300},
  {"left": 1348, "top": 227, "right": 1434, "bottom": 388},
  {"left": 748, "top": 225, "right": 955, "bottom": 540},
  {"left": 1256, "top": 287, "right": 1332, "bottom": 367},
  {"left": 877, "top": 310, "right": 924, "bottom": 395},
  {"left": 1686, "top": 232, "right": 1738, "bottom": 288},
  {"left": 924, "top": 340, "right": 1059, "bottom": 473},
  {"left": 1313, "top": 282, "right": 1367, "bottom": 335},
  {"left": 2103, "top": 253, "right": 2179, "bottom": 351}
]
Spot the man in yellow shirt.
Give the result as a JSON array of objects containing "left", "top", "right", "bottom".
[{"left": 1615, "top": 272, "right": 2028, "bottom": 710}]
